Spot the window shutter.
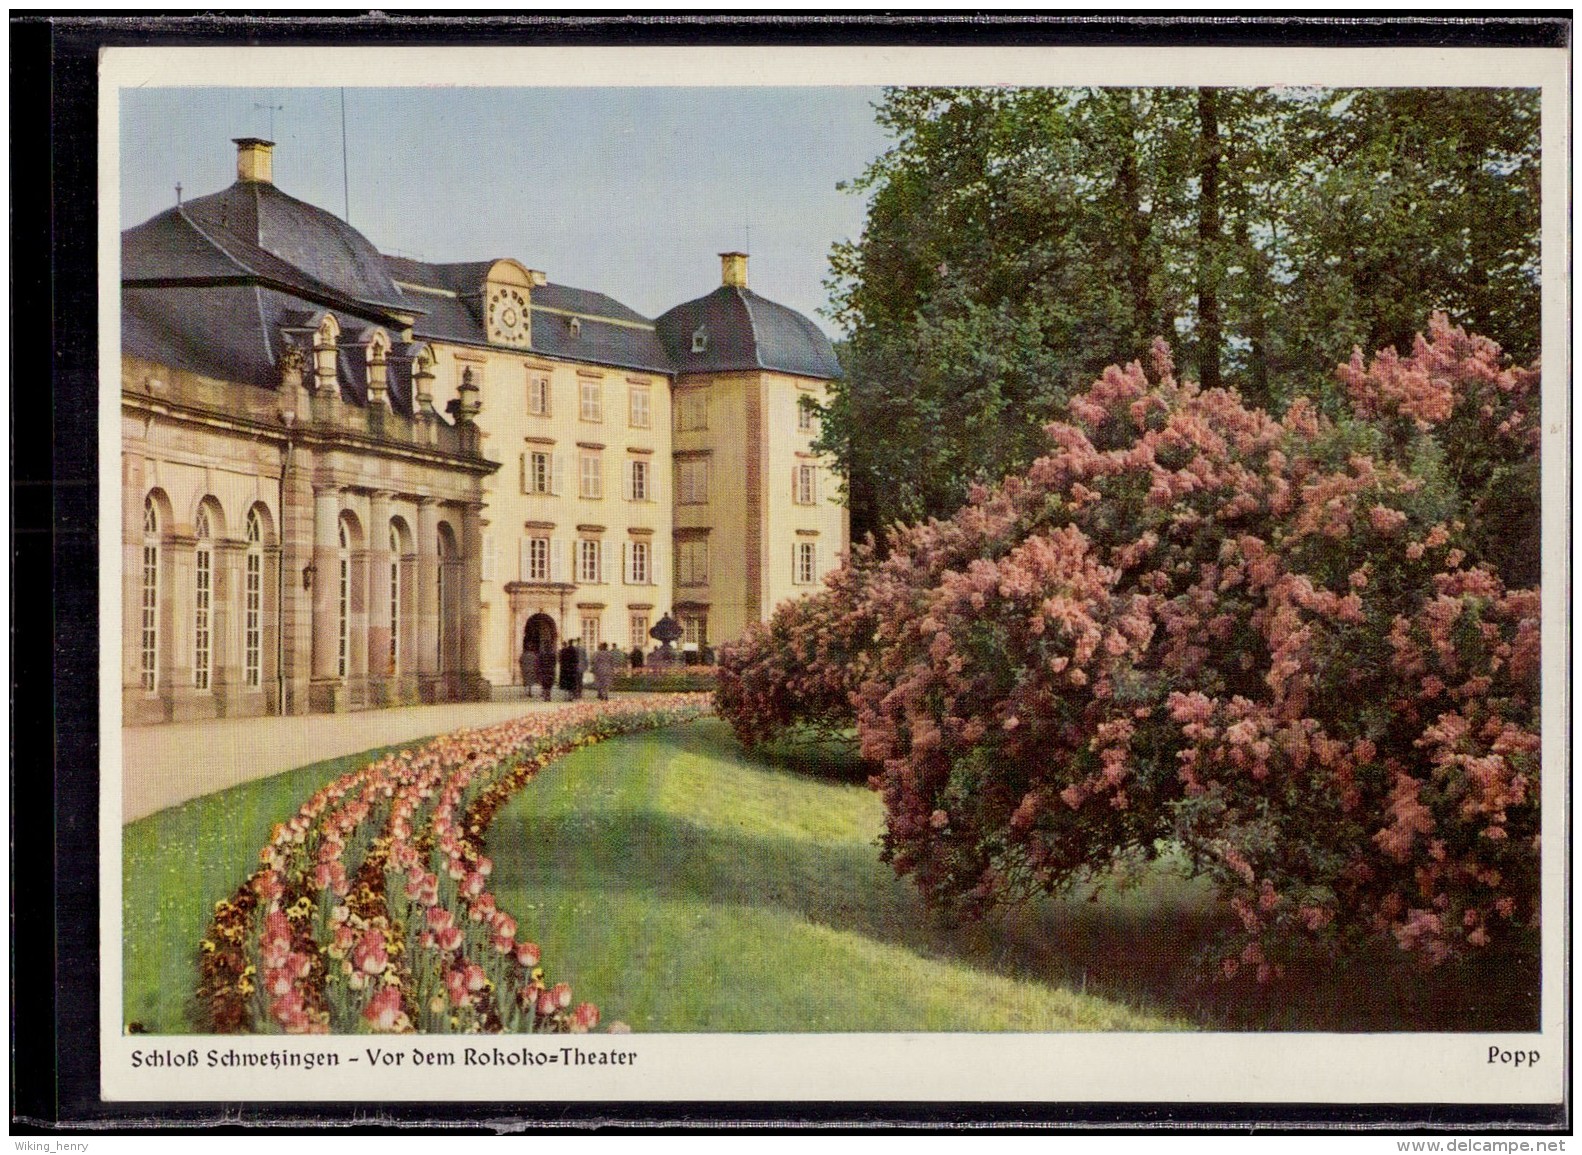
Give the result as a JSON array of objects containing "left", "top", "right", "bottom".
[
  {"left": 813, "top": 467, "right": 821, "bottom": 504},
  {"left": 519, "top": 539, "right": 532, "bottom": 582},
  {"left": 624, "top": 459, "right": 634, "bottom": 501},
  {"left": 812, "top": 542, "right": 819, "bottom": 580},
  {"left": 482, "top": 534, "right": 497, "bottom": 581},
  {"left": 650, "top": 537, "right": 664, "bottom": 587},
  {"left": 601, "top": 544, "right": 613, "bottom": 585},
  {"left": 623, "top": 541, "right": 632, "bottom": 585},
  {"left": 520, "top": 453, "right": 528, "bottom": 495},
  {"left": 792, "top": 465, "right": 800, "bottom": 503},
  {"left": 550, "top": 537, "right": 565, "bottom": 583},
  {"left": 552, "top": 453, "right": 566, "bottom": 497}
]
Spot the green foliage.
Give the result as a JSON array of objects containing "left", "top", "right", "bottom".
[
  {"left": 819, "top": 86, "right": 1541, "bottom": 541},
  {"left": 726, "top": 318, "right": 1542, "bottom": 979}
]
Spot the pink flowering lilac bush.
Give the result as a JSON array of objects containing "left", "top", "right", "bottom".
[{"left": 716, "top": 316, "right": 1540, "bottom": 976}]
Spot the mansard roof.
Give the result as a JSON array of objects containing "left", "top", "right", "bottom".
[
  {"left": 655, "top": 285, "right": 841, "bottom": 380},
  {"left": 383, "top": 256, "right": 673, "bottom": 375},
  {"left": 174, "top": 178, "right": 409, "bottom": 310}
]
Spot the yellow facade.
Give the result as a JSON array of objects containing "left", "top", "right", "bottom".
[
  {"left": 671, "top": 369, "right": 846, "bottom": 647},
  {"left": 423, "top": 331, "right": 673, "bottom": 685},
  {"left": 125, "top": 140, "right": 847, "bottom": 707}
]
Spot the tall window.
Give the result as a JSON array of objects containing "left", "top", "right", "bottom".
[
  {"left": 628, "top": 385, "right": 651, "bottom": 428},
  {"left": 527, "top": 536, "right": 550, "bottom": 583},
  {"left": 389, "top": 524, "right": 402, "bottom": 675},
  {"left": 626, "top": 539, "right": 650, "bottom": 585},
  {"left": 677, "top": 458, "right": 709, "bottom": 505},
  {"left": 630, "top": 614, "right": 649, "bottom": 651},
  {"left": 244, "top": 510, "right": 262, "bottom": 688},
  {"left": 193, "top": 506, "right": 213, "bottom": 690},
  {"left": 580, "top": 615, "right": 601, "bottom": 650},
  {"left": 337, "top": 520, "right": 351, "bottom": 678},
  {"left": 682, "top": 613, "right": 708, "bottom": 648},
  {"left": 524, "top": 450, "right": 553, "bottom": 495},
  {"left": 579, "top": 452, "right": 603, "bottom": 500},
  {"left": 795, "top": 540, "right": 818, "bottom": 585},
  {"left": 798, "top": 400, "right": 816, "bottom": 433},
  {"left": 628, "top": 458, "right": 650, "bottom": 501},
  {"left": 577, "top": 538, "right": 602, "bottom": 584},
  {"left": 528, "top": 373, "right": 550, "bottom": 416},
  {"left": 795, "top": 463, "right": 817, "bottom": 505},
  {"left": 579, "top": 379, "right": 603, "bottom": 422},
  {"left": 677, "top": 538, "right": 709, "bottom": 586},
  {"left": 140, "top": 496, "right": 160, "bottom": 692},
  {"left": 676, "top": 390, "right": 708, "bottom": 431}
]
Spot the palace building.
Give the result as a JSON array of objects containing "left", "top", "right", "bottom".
[{"left": 121, "top": 138, "right": 844, "bottom": 721}]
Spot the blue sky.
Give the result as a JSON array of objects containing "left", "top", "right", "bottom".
[{"left": 119, "top": 87, "right": 892, "bottom": 332}]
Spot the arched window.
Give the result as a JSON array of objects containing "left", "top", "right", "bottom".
[
  {"left": 140, "top": 495, "right": 160, "bottom": 692},
  {"left": 244, "top": 509, "right": 263, "bottom": 688},
  {"left": 193, "top": 506, "right": 213, "bottom": 691},
  {"left": 388, "top": 523, "right": 402, "bottom": 675},
  {"left": 337, "top": 518, "right": 351, "bottom": 679}
]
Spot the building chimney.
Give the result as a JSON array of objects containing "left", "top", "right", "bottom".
[
  {"left": 234, "top": 137, "right": 275, "bottom": 184},
  {"left": 720, "top": 251, "right": 748, "bottom": 290}
]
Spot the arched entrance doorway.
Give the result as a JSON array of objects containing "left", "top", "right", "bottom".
[{"left": 522, "top": 612, "right": 557, "bottom": 670}]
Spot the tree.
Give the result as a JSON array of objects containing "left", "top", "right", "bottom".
[{"left": 819, "top": 87, "right": 1542, "bottom": 543}]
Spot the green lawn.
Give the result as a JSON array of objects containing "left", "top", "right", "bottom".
[
  {"left": 122, "top": 741, "right": 423, "bottom": 1034},
  {"left": 486, "top": 719, "right": 1195, "bottom": 1032},
  {"left": 123, "top": 717, "right": 1538, "bottom": 1034}
]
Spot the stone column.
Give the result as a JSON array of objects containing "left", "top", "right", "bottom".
[
  {"left": 366, "top": 490, "right": 394, "bottom": 702},
  {"left": 212, "top": 538, "right": 248, "bottom": 715},
  {"left": 309, "top": 486, "right": 344, "bottom": 711},
  {"left": 416, "top": 498, "right": 441, "bottom": 701},
  {"left": 349, "top": 544, "right": 370, "bottom": 703},
  {"left": 263, "top": 543, "right": 281, "bottom": 715},
  {"left": 165, "top": 533, "right": 200, "bottom": 721},
  {"left": 460, "top": 503, "right": 488, "bottom": 700}
]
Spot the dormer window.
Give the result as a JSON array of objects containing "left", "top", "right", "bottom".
[
  {"left": 568, "top": 316, "right": 582, "bottom": 338},
  {"left": 691, "top": 326, "right": 709, "bottom": 354}
]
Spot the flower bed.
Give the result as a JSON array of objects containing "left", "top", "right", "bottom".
[{"left": 197, "top": 695, "right": 709, "bottom": 1034}]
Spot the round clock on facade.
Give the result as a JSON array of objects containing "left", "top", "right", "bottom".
[{"left": 487, "top": 287, "right": 530, "bottom": 346}]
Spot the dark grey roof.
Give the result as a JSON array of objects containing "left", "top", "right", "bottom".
[
  {"left": 175, "top": 180, "right": 409, "bottom": 310},
  {"left": 123, "top": 283, "right": 422, "bottom": 412},
  {"left": 384, "top": 257, "right": 673, "bottom": 374},
  {"left": 655, "top": 286, "right": 841, "bottom": 380},
  {"left": 123, "top": 206, "right": 417, "bottom": 323}
]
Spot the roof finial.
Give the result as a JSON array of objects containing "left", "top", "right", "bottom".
[
  {"left": 254, "top": 101, "right": 284, "bottom": 140},
  {"left": 175, "top": 181, "right": 183, "bottom": 206}
]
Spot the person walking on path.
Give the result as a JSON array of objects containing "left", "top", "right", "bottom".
[
  {"left": 591, "top": 642, "right": 622, "bottom": 701},
  {"left": 537, "top": 645, "right": 556, "bottom": 702},
  {"left": 520, "top": 645, "right": 540, "bottom": 698},
  {"left": 558, "top": 640, "right": 581, "bottom": 701}
]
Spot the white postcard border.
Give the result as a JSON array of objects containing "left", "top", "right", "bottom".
[{"left": 98, "top": 41, "right": 1570, "bottom": 1107}]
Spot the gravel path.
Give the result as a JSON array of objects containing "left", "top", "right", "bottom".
[{"left": 120, "top": 694, "right": 594, "bottom": 823}]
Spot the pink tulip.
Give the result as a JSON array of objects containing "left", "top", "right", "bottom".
[
  {"left": 352, "top": 930, "right": 388, "bottom": 975},
  {"left": 569, "top": 1002, "right": 600, "bottom": 1033},
  {"left": 362, "top": 985, "right": 405, "bottom": 1031}
]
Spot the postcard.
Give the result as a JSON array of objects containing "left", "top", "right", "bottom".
[{"left": 98, "top": 39, "right": 1569, "bottom": 1113}]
